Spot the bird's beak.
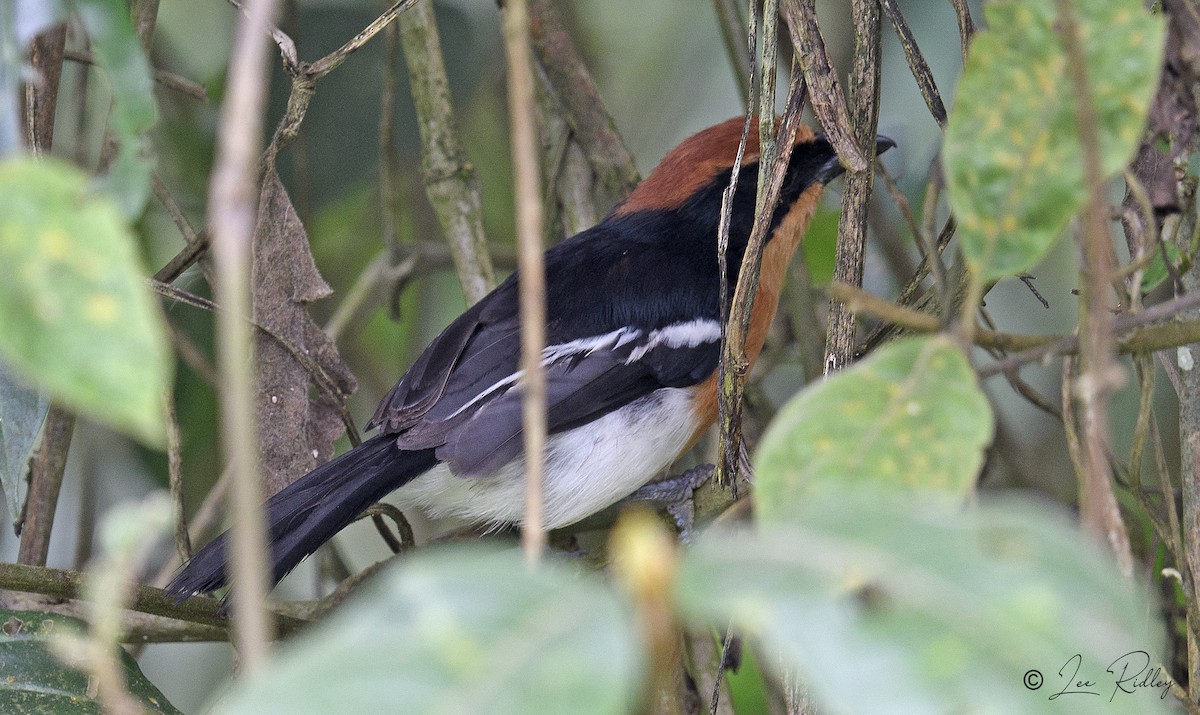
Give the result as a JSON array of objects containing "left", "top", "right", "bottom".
[{"left": 815, "top": 134, "right": 897, "bottom": 184}]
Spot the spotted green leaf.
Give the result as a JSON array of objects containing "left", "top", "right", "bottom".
[
  {"left": 944, "top": 0, "right": 1164, "bottom": 280},
  {"left": 676, "top": 492, "right": 1172, "bottom": 715},
  {"left": 217, "top": 547, "right": 643, "bottom": 715},
  {"left": 755, "top": 336, "right": 992, "bottom": 522},
  {"left": 0, "top": 158, "right": 170, "bottom": 445}
]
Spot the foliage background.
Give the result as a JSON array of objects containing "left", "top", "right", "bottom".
[{"left": 5, "top": 0, "right": 1182, "bottom": 712}]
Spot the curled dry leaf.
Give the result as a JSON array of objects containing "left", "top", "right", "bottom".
[{"left": 252, "top": 168, "right": 357, "bottom": 495}]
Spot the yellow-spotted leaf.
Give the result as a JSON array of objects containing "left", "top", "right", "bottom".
[
  {"left": 676, "top": 493, "right": 1172, "bottom": 715},
  {"left": 217, "top": 547, "right": 643, "bottom": 715},
  {"left": 755, "top": 336, "right": 992, "bottom": 522},
  {"left": 0, "top": 158, "right": 170, "bottom": 445},
  {"left": 944, "top": 0, "right": 1164, "bottom": 280}
]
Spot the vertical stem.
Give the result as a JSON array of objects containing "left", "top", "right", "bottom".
[
  {"left": 822, "top": 0, "right": 882, "bottom": 373},
  {"left": 398, "top": 0, "right": 495, "bottom": 304},
  {"left": 1055, "top": 0, "right": 1132, "bottom": 577},
  {"left": 131, "top": 0, "right": 161, "bottom": 48},
  {"left": 163, "top": 390, "right": 191, "bottom": 561},
  {"left": 23, "top": 25, "right": 66, "bottom": 154},
  {"left": 502, "top": 0, "right": 547, "bottom": 566},
  {"left": 207, "top": 0, "right": 281, "bottom": 669},
  {"left": 712, "top": 0, "right": 751, "bottom": 102},
  {"left": 17, "top": 25, "right": 73, "bottom": 567},
  {"left": 17, "top": 408, "right": 75, "bottom": 566}
]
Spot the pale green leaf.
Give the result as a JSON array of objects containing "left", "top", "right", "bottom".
[
  {"left": 677, "top": 492, "right": 1172, "bottom": 715},
  {"left": 755, "top": 336, "right": 993, "bottom": 521},
  {"left": 0, "top": 158, "right": 171, "bottom": 445},
  {"left": 944, "top": 0, "right": 1164, "bottom": 280},
  {"left": 217, "top": 547, "right": 643, "bottom": 715}
]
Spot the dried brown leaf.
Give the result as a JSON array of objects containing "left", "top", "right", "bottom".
[{"left": 252, "top": 168, "right": 357, "bottom": 495}]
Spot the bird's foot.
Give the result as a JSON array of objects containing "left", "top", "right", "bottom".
[{"left": 624, "top": 463, "right": 716, "bottom": 543}]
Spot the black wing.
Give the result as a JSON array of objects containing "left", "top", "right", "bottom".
[{"left": 367, "top": 212, "right": 725, "bottom": 477}]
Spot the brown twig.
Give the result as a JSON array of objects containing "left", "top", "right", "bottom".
[
  {"left": 528, "top": 0, "right": 640, "bottom": 205},
  {"left": 878, "top": 0, "right": 947, "bottom": 128},
  {"left": 1057, "top": 0, "right": 1133, "bottom": 577},
  {"left": 712, "top": 0, "right": 751, "bottom": 105},
  {"left": 24, "top": 25, "right": 67, "bottom": 154},
  {"left": 717, "top": 64, "right": 807, "bottom": 488},
  {"left": 947, "top": 0, "right": 976, "bottom": 63},
  {"left": 62, "top": 49, "right": 208, "bottom": 101},
  {"left": 163, "top": 391, "right": 192, "bottom": 562},
  {"left": 208, "top": 0, "right": 283, "bottom": 668},
  {"left": 821, "top": 0, "right": 882, "bottom": 373},
  {"left": 830, "top": 281, "right": 1200, "bottom": 365},
  {"left": 0, "top": 561, "right": 307, "bottom": 636},
  {"left": 18, "top": 407, "right": 75, "bottom": 566},
  {"left": 502, "top": 0, "right": 548, "bottom": 565},
  {"left": 781, "top": 0, "right": 869, "bottom": 173}
]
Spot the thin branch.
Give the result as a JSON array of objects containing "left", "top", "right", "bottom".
[
  {"left": 822, "top": 0, "right": 882, "bottom": 373},
  {"left": 131, "top": 0, "right": 161, "bottom": 48},
  {"left": 150, "top": 279, "right": 360, "bottom": 443},
  {"left": 879, "top": 0, "right": 947, "bottom": 127},
  {"left": 62, "top": 49, "right": 208, "bottom": 101},
  {"left": 306, "top": 0, "right": 418, "bottom": 80},
  {"left": 24, "top": 25, "right": 67, "bottom": 154},
  {"left": 18, "top": 407, "right": 75, "bottom": 566},
  {"left": 151, "top": 174, "right": 213, "bottom": 285},
  {"left": 208, "top": 0, "right": 283, "bottom": 668},
  {"left": 0, "top": 561, "right": 307, "bottom": 636},
  {"left": 528, "top": 0, "right": 640, "bottom": 203},
  {"left": 712, "top": 0, "right": 751, "bottom": 105},
  {"left": 226, "top": 0, "right": 299, "bottom": 74},
  {"left": 380, "top": 18, "right": 405, "bottom": 319},
  {"left": 398, "top": 0, "right": 495, "bottom": 303},
  {"left": 830, "top": 281, "right": 1200, "bottom": 364},
  {"left": 947, "top": 0, "right": 976, "bottom": 63},
  {"left": 781, "top": 0, "right": 869, "bottom": 173},
  {"left": 1056, "top": 0, "right": 1133, "bottom": 576},
  {"left": 717, "top": 64, "right": 807, "bottom": 488},
  {"left": 502, "top": 0, "right": 548, "bottom": 565},
  {"left": 163, "top": 391, "right": 192, "bottom": 562}
]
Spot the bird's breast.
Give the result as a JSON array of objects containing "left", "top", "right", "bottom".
[{"left": 392, "top": 387, "right": 703, "bottom": 529}]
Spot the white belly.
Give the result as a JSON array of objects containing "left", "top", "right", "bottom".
[{"left": 393, "top": 387, "right": 701, "bottom": 528}]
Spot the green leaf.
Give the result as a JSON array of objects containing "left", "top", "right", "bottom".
[
  {"left": 0, "top": 609, "right": 181, "bottom": 714},
  {"left": 0, "top": 360, "right": 48, "bottom": 528},
  {"left": 676, "top": 492, "right": 1173, "bottom": 715},
  {"left": 755, "top": 336, "right": 993, "bottom": 521},
  {"left": 217, "top": 547, "right": 644, "bottom": 715},
  {"left": 944, "top": 0, "right": 1164, "bottom": 280},
  {"left": 1139, "top": 241, "right": 1184, "bottom": 294},
  {"left": 71, "top": 0, "right": 157, "bottom": 218},
  {"left": 0, "top": 158, "right": 171, "bottom": 445}
]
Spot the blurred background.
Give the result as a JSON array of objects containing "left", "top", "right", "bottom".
[{"left": 9, "top": 0, "right": 1168, "bottom": 711}]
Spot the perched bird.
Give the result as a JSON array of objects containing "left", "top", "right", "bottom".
[{"left": 166, "top": 117, "right": 894, "bottom": 597}]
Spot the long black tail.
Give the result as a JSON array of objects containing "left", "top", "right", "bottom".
[{"left": 165, "top": 435, "right": 437, "bottom": 599}]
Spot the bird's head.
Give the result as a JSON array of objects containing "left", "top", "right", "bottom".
[{"left": 613, "top": 116, "right": 894, "bottom": 251}]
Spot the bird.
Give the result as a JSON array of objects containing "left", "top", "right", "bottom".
[{"left": 165, "top": 116, "right": 895, "bottom": 598}]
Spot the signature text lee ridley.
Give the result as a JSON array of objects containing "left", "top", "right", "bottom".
[{"left": 1022, "top": 651, "right": 1173, "bottom": 702}]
